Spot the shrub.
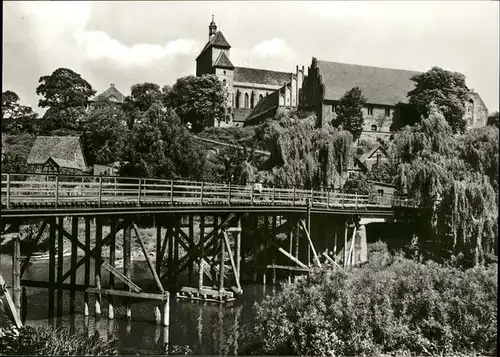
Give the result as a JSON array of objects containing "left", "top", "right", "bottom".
[
  {"left": 0, "top": 325, "right": 118, "bottom": 355},
  {"left": 253, "top": 245, "right": 497, "bottom": 356}
]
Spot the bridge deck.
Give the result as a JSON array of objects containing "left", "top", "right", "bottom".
[{"left": 1, "top": 173, "right": 416, "bottom": 218}]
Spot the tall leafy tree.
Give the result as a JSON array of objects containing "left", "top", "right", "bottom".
[
  {"left": 2, "top": 90, "right": 39, "bottom": 134},
  {"left": 36, "top": 68, "right": 95, "bottom": 110},
  {"left": 122, "top": 82, "right": 164, "bottom": 129},
  {"left": 335, "top": 87, "right": 366, "bottom": 141},
  {"left": 80, "top": 106, "right": 130, "bottom": 166},
  {"left": 487, "top": 111, "right": 499, "bottom": 127},
  {"left": 166, "top": 75, "right": 227, "bottom": 133},
  {"left": 408, "top": 66, "right": 469, "bottom": 133},
  {"left": 121, "top": 103, "right": 206, "bottom": 179}
]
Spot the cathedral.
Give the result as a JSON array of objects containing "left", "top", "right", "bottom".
[{"left": 195, "top": 17, "right": 489, "bottom": 139}]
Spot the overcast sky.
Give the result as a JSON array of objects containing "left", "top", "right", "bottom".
[{"left": 3, "top": 1, "right": 499, "bottom": 115}]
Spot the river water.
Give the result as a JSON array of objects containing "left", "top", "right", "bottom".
[{"left": 0, "top": 254, "right": 278, "bottom": 355}]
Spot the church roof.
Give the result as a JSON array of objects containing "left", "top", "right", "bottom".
[
  {"left": 316, "top": 60, "right": 421, "bottom": 105},
  {"left": 234, "top": 67, "right": 292, "bottom": 87},
  {"left": 91, "top": 84, "right": 125, "bottom": 103},
  {"left": 196, "top": 31, "right": 231, "bottom": 60},
  {"left": 213, "top": 52, "right": 234, "bottom": 69}
]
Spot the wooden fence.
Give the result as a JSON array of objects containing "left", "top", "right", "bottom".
[{"left": 1, "top": 173, "right": 417, "bottom": 209}]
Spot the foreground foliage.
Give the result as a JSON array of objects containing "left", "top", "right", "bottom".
[
  {"left": 0, "top": 325, "right": 117, "bottom": 355},
  {"left": 253, "top": 244, "right": 498, "bottom": 356}
]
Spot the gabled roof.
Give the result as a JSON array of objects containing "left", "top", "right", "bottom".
[
  {"left": 196, "top": 31, "right": 231, "bottom": 60},
  {"left": 246, "top": 91, "right": 280, "bottom": 123},
  {"left": 358, "top": 145, "right": 388, "bottom": 164},
  {"left": 91, "top": 84, "right": 125, "bottom": 103},
  {"left": 234, "top": 67, "right": 292, "bottom": 87},
  {"left": 27, "top": 136, "right": 87, "bottom": 171},
  {"left": 316, "top": 60, "right": 421, "bottom": 105},
  {"left": 45, "top": 157, "right": 81, "bottom": 170},
  {"left": 213, "top": 52, "right": 234, "bottom": 69}
]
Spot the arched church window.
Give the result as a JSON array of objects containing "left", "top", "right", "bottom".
[
  {"left": 279, "top": 95, "right": 285, "bottom": 106},
  {"left": 223, "top": 79, "right": 227, "bottom": 86},
  {"left": 223, "top": 70, "right": 226, "bottom": 75},
  {"left": 371, "top": 124, "right": 377, "bottom": 132},
  {"left": 259, "top": 94, "right": 263, "bottom": 101},
  {"left": 244, "top": 93, "right": 249, "bottom": 108},
  {"left": 232, "top": 93, "right": 235, "bottom": 107}
]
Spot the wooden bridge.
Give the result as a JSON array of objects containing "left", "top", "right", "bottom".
[{"left": 0, "top": 173, "right": 416, "bottom": 330}]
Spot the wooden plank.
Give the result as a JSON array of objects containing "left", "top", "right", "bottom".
[
  {"left": 132, "top": 222, "right": 165, "bottom": 293},
  {"left": 86, "top": 287, "right": 169, "bottom": 301},
  {"left": 299, "top": 219, "right": 322, "bottom": 268},
  {"left": 266, "top": 264, "right": 310, "bottom": 272},
  {"left": 322, "top": 251, "right": 342, "bottom": 269},
  {"left": 270, "top": 240, "right": 308, "bottom": 269},
  {"left": 223, "top": 230, "right": 241, "bottom": 293},
  {"left": 0, "top": 273, "right": 23, "bottom": 328}
]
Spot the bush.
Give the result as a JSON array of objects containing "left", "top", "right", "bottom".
[
  {"left": 0, "top": 325, "right": 118, "bottom": 355},
  {"left": 253, "top": 244, "right": 497, "bottom": 356}
]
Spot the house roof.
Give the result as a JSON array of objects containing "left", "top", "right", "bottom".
[
  {"left": 213, "top": 52, "right": 234, "bottom": 69},
  {"left": 196, "top": 31, "right": 231, "bottom": 60},
  {"left": 46, "top": 157, "right": 81, "bottom": 170},
  {"left": 91, "top": 84, "right": 126, "bottom": 103},
  {"left": 27, "top": 136, "right": 87, "bottom": 171},
  {"left": 234, "top": 67, "right": 292, "bottom": 87},
  {"left": 246, "top": 91, "right": 280, "bottom": 123},
  {"left": 233, "top": 108, "right": 253, "bottom": 123},
  {"left": 316, "top": 60, "right": 421, "bottom": 105},
  {"left": 358, "top": 145, "right": 388, "bottom": 164}
]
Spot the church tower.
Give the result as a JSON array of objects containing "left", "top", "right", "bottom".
[{"left": 195, "top": 16, "right": 235, "bottom": 126}]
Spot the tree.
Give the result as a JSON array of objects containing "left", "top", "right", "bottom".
[
  {"left": 1, "top": 135, "right": 36, "bottom": 173},
  {"left": 166, "top": 75, "right": 227, "bottom": 133},
  {"left": 122, "top": 82, "right": 164, "bottom": 129},
  {"left": 36, "top": 68, "right": 96, "bottom": 110},
  {"left": 79, "top": 106, "right": 130, "bottom": 166},
  {"left": 487, "top": 111, "right": 499, "bottom": 127},
  {"left": 2, "top": 90, "right": 39, "bottom": 135},
  {"left": 120, "top": 103, "right": 206, "bottom": 179},
  {"left": 408, "top": 66, "right": 469, "bottom": 133},
  {"left": 38, "top": 107, "right": 86, "bottom": 136},
  {"left": 335, "top": 87, "right": 366, "bottom": 141}
]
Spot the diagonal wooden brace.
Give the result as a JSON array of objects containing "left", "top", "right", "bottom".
[{"left": 299, "top": 219, "right": 322, "bottom": 268}]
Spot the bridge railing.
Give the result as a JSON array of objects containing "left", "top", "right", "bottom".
[{"left": 1, "top": 173, "right": 418, "bottom": 209}]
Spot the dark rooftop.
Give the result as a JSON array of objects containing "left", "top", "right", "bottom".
[{"left": 234, "top": 67, "right": 292, "bottom": 87}]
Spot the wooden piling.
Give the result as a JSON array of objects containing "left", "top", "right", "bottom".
[
  {"left": 263, "top": 215, "right": 268, "bottom": 285},
  {"left": 198, "top": 214, "right": 205, "bottom": 292},
  {"left": 95, "top": 217, "right": 102, "bottom": 316},
  {"left": 48, "top": 218, "right": 56, "bottom": 321},
  {"left": 163, "top": 292, "right": 170, "bottom": 326},
  {"left": 108, "top": 219, "right": 116, "bottom": 320},
  {"left": 156, "top": 215, "right": 162, "bottom": 275},
  {"left": 272, "top": 215, "right": 277, "bottom": 285},
  {"left": 84, "top": 218, "right": 91, "bottom": 316},
  {"left": 70, "top": 217, "right": 78, "bottom": 315},
  {"left": 56, "top": 217, "right": 64, "bottom": 318},
  {"left": 123, "top": 224, "right": 132, "bottom": 319},
  {"left": 188, "top": 215, "right": 194, "bottom": 285},
  {"left": 307, "top": 202, "right": 311, "bottom": 266},
  {"left": 236, "top": 217, "right": 241, "bottom": 286},
  {"left": 12, "top": 232, "right": 21, "bottom": 320},
  {"left": 219, "top": 226, "right": 225, "bottom": 300}
]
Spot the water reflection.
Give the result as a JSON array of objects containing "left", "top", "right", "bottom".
[{"left": 1, "top": 254, "right": 277, "bottom": 355}]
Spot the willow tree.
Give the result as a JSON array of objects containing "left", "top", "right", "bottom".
[
  {"left": 390, "top": 107, "right": 498, "bottom": 264},
  {"left": 255, "top": 110, "right": 353, "bottom": 188}
]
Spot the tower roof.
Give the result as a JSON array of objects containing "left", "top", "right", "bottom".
[
  {"left": 196, "top": 31, "right": 231, "bottom": 60},
  {"left": 213, "top": 52, "right": 234, "bottom": 69}
]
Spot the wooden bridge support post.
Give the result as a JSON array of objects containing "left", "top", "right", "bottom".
[
  {"left": 307, "top": 202, "right": 311, "bottom": 267},
  {"left": 294, "top": 219, "right": 300, "bottom": 282},
  {"left": 174, "top": 216, "right": 180, "bottom": 286},
  {"left": 95, "top": 217, "right": 102, "bottom": 316},
  {"left": 271, "top": 215, "right": 277, "bottom": 285},
  {"left": 167, "top": 216, "right": 174, "bottom": 283},
  {"left": 84, "top": 218, "right": 91, "bottom": 316},
  {"left": 262, "top": 215, "right": 268, "bottom": 285},
  {"left": 188, "top": 215, "right": 194, "bottom": 286},
  {"left": 70, "top": 216, "right": 78, "bottom": 316},
  {"left": 252, "top": 215, "right": 258, "bottom": 283},
  {"left": 12, "top": 229, "right": 21, "bottom": 322},
  {"left": 108, "top": 218, "right": 116, "bottom": 320},
  {"left": 48, "top": 218, "right": 56, "bottom": 323},
  {"left": 236, "top": 217, "right": 241, "bottom": 285},
  {"left": 288, "top": 216, "right": 293, "bottom": 284},
  {"left": 123, "top": 224, "right": 132, "bottom": 319},
  {"left": 198, "top": 214, "right": 205, "bottom": 293},
  {"left": 218, "top": 227, "right": 225, "bottom": 301},
  {"left": 156, "top": 215, "right": 162, "bottom": 276},
  {"left": 56, "top": 217, "right": 64, "bottom": 320}
]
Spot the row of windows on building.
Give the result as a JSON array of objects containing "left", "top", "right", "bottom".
[
  {"left": 332, "top": 105, "right": 391, "bottom": 117},
  {"left": 229, "top": 91, "right": 266, "bottom": 109}
]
